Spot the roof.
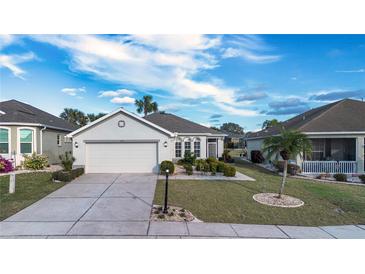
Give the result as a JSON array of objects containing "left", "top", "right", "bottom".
[
  {"left": 246, "top": 99, "right": 365, "bottom": 139},
  {"left": 0, "top": 99, "right": 77, "bottom": 132},
  {"left": 67, "top": 108, "right": 175, "bottom": 137},
  {"left": 144, "top": 112, "right": 225, "bottom": 135}
]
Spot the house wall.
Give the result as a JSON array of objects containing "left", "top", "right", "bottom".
[
  {"left": 42, "top": 129, "right": 72, "bottom": 164},
  {"left": 246, "top": 138, "right": 265, "bottom": 160},
  {"left": 72, "top": 112, "right": 172, "bottom": 168}
]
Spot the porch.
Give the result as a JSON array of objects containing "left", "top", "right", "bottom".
[{"left": 300, "top": 137, "right": 365, "bottom": 174}]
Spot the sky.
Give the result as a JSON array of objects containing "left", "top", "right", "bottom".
[{"left": 1, "top": 34, "right": 365, "bottom": 132}]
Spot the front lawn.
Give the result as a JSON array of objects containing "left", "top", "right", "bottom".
[
  {"left": 153, "top": 162, "right": 365, "bottom": 226},
  {"left": 0, "top": 173, "right": 66, "bottom": 221}
]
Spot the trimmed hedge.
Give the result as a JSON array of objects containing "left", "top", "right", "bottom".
[
  {"left": 160, "top": 160, "right": 175, "bottom": 175},
  {"left": 217, "top": 162, "right": 226, "bottom": 173},
  {"left": 223, "top": 165, "right": 236, "bottom": 177},
  {"left": 210, "top": 162, "right": 217, "bottom": 175},
  {"left": 359, "top": 175, "right": 365, "bottom": 184},
  {"left": 334, "top": 173, "right": 347, "bottom": 182},
  {"left": 52, "top": 168, "right": 84, "bottom": 182},
  {"left": 184, "top": 164, "right": 193, "bottom": 175},
  {"left": 23, "top": 153, "right": 48, "bottom": 170}
]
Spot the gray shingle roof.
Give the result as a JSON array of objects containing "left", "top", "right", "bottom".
[
  {"left": 144, "top": 112, "right": 224, "bottom": 135},
  {"left": 246, "top": 99, "right": 365, "bottom": 139},
  {"left": 0, "top": 99, "right": 77, "bottom": 132}
]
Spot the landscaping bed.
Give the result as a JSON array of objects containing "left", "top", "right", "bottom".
[
  {"left": 150, "top": 205, "right": 200, "bottom": 222},
  {"left": 153, "top": 161, "right": 365, "bottom": 226}
]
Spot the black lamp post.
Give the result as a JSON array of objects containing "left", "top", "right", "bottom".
[{"left": 163, "top": 169, "right": 169, "bottom": 213}]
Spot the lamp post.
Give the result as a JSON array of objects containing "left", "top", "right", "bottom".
[{"left": 163, "top": 169, "right": 169, "bottom": 213}]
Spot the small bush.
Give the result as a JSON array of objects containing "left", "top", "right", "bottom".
[
  {"left": 23, "top": 153, "right": 48, "bottom": 170},
  {"left": 202, "top": 161, "right": 210, "bottom": 173},
  {"left": 0, "top": 156, "right": 13, "bottom": 173},
  {"left": 359, "top": 175, "right": 365, "bottom": 183},
  {"left": 210, "top": 162, "right": 217, "bottom": 175},
  {"left": 206, "top": 157, "right": 218, "bottom": 165},
  {"left": 195, "top": 159, "right": 205, "bottom": 171},
  {"left": 217, "top": 162, "right": 226, "bottom": 173},
  {"left": 168, "top": 212, "right": 174, "bottom": 216},
  {"left": 179, "top": 212, "right": 186, "bottom": 218},
  {"left": 158, "top": 214, "right": 165, "bottom": 219},
  {"left": 223, "top": 165, "right": 236, "bottom": 177},
  {"left": 182, "top": 151, "right": 197, "bottom": 165},
  {"left": 59, "top": 151, "right": 75, "bottom": 171},
  {"left": 160, "top": 160, "right": 175, "bottom": 175},
  {"left": 184, "top": 164, "right": 193, "bottom": 175},
  {"left": 333, "top": 173, "right": 347, "bottom": 182}
]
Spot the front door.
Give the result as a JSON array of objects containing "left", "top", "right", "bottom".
[{"left": 208, "top": 143, "right": 217, "bottom": 158}]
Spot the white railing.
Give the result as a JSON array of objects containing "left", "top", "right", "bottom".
[{"left": 301, "top": 161, "right": 357, "bottom": 174}]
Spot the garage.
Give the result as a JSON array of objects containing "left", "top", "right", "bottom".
[{"left": 85, "top": 142, "right": 158, "bottom": 173}]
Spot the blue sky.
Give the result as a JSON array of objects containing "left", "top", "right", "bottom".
[{"left": 1, "top": 34, "right": 364, "bottom": 131}]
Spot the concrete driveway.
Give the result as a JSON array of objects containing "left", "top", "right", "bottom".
[{"left": 0, "top": 173, "right": 157, "bottom": 236}]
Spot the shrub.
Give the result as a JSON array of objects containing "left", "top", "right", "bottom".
[
  {"left": 223, "top": 165, "right": 236, "bottom": 177},
  {"left": 274, "top": 161, "right": 301, "bottom": 175},
  {"left": 359, "top": 175, "right": 365, "bottom": 184},
  {"left": 195, "top": 159, "right": 205, "bottom": 171},
  {"left": 183, "top": 151, "right": 197, "bottom": 165},
  {"left": 206, "top": 157, "right": 218, "bottom": 165},
  {"left": 222, "top": 149, "right": 230, "bottom": 161},
  {"left": 333, "top": 173, "right": 347, "bottom": 182},
  {"left": 251, "top": 150, "right": 265, "bottom": 163},
  {"left": 23, "top": 153, "right": 48, "bottom": 170},
  {"left": 217, "top": 162, "right": 226, "bottom": 173},
  {"left": 0, "top": 156, "right": 13, "bottom": 173},
  {"left": 210, "top": 162, "right": 217, "bottom": 175},
  {"left": 202, "top": 161, "right": 210, "bottom": 173},
  {"left": 59, "top": 151, "right": 75, "bottom": 171},
  {"left": 52, "top": 167, "right": 84, "bottom": 182},
  {"left": 160, "top": 160, "right": 175, "bottom": 175},
  {"left": 184, "top": 164, "right": 193, "bottom": 175}
]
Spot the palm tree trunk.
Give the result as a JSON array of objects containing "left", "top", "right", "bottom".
[{"left": 278, "top": 160, "right": 288, "bottom": 198}]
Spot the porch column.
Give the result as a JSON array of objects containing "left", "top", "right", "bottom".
[{"left": 356, "top": 137, "right": 364, "bottom": 174}]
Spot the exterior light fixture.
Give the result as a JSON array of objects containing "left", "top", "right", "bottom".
[
  {"left": 74, "top": 142, "right": 79, "bottom": 148},
  {"left": 163, "top": 141, "right": 168, "bottom": 147}
]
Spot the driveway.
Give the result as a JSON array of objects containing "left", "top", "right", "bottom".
[{"left": 0, "top": 173, "right": 157, "bottom": 236}]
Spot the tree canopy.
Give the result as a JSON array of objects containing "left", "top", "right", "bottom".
[
  {"left": 262, "top": 119, "right": 280, "bottom": 129},
  {"left": 60, "top": 108, "right": 106, "bottom": 127},
  {"left": 220, "top": 122, "right": 244, "bottom": 135},
  {"left": 135, "top": 95, "right": 158, "bottom": 116}
]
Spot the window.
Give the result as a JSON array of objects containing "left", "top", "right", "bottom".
[
  {"left": 19, "top": 129, "right": 33, "bottom": 154},
  {"left": 57, "top": 134, "right": 62, "bottom": 146},
  {"left": 64, "top": 136, "right": 72, "bottom": 143},
  {"left": 194, "top": 141, "right": 200, "bottom": 157},
  {"left": 175, "top": 142, "right": 182, "bottom": 157},
  {"left": 310, "top": 139, "right": 325, "bottom": 161},
  {"left": 0, "top": 128, "right": 9, "bottom": 154},
  {"left": 184, "top": 141, "right": 191, "bottom": 155}
]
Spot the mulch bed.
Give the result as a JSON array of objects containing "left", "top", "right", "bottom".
[
  {"left": 150, "top": 205, "right": 201, "bottom": 222},
  {"left": 253, "top": 193, "right": 304, "bottom": 208}
]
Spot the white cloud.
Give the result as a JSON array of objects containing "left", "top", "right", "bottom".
[
  {"left": 0, "top": 35, "right": 18, "bottom": 50},
  {"left": 215, "top": 103, "right": 259, "bottom": 116},
  {"left": 336, "top": 69, "right": 365, "bottom": 73},
  {"left": 61, "top": 87, "right": 86, "bottom": 96},
  {"left": 110, "top": 96, "right": 135, "bottom": 104},
  {"left": 0, "top": 52, "right": 36, "bottom": 79},
  {"left": 98, "top": 88, "right": 135, "bottom": 97},
  {"left": 222, "top": 35, "right": 281, "bottom": 64},
  {"left": 30, "top": 34, "right": 259, "bottom": 117}
]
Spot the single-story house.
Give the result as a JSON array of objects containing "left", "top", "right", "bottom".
[
  {"left": 68, "top": 109, "right": 226, "bottom": 173},
  {"left": 0, "top": 99, "right": 76, "bottom": 166},
  {"left": 221, "top": 130, "right": 245, "bottom": 148},
  {"left": 245, "top": 99, "right": 365, "bottom": 174}
]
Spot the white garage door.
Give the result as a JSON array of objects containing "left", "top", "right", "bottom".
[{"left": 85, "top": 142, "right": 157, "bottom": 173}]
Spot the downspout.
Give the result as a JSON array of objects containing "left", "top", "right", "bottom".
[{"left": 40, "top": 126, "right": 47, "bottom": 154}]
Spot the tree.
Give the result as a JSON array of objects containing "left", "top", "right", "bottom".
[
  {"left": 87, "top": 113, "right": 106, "bottom": 122},
  {"left": 60, "top": 108, "right": 87, "bottom": 127},
  {"left": 220, "top": 122, "right": 244, "bottom": 135},
  {"left": 262, "top": 119, "right": 280, "bottom": 129},
  {"left": 210, "top": 126, "right": 220, "bottom": 131},
  {"left": 262, "top": 130, "right": 312, "bottom": 198},
  {"left": 135, "top": 95, "right": 158, "bottom": 116}
]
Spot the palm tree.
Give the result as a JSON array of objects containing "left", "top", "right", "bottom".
[
  {"left": 263, "top": 130, "right": 312, "bottom": 198},
  {"left": 87, "top": 113, "right": 106, "bottom": 122},
  {"left": 135, "top": 95, "right": 158, "bottom": 116},
  {"left": 60, "top": 108, "right": 88, "bottom": 127}
]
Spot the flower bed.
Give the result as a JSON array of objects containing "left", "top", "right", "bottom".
[{"left": 150, "top": 205, "right": 201, "bottom": 222}]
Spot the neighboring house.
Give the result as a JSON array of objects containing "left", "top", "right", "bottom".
[
  {"left": 68, "top": 109, "right": 226, "bottom": 173},
  {"left": 245, "top": 99, "right": 365, "bottom": 174},
  {"left": 0, "top": 100, "right": 76, "bottom": 166},
  {"left": 221, "top": 130, "right": 245, "bottom": 148}
]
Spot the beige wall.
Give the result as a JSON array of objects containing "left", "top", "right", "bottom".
[{"left": 0, "top": 125, "right": 72, "bottom": 166}]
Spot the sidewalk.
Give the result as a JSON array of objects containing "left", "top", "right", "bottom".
[{"left": 1, "top": 221, "right": 364, "bottom": 239}]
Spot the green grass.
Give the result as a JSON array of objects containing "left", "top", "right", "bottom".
[
  {"left": 228, "top": 149, "right": 243, "bottom": 157},
  {"left": 153, "top": 162, "right": 365, "bottom": 226},
  {"left": 0, "top": 172, "right": 66, "bottom": 221}
]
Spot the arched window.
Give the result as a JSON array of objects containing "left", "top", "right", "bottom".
[
  {"left": 194, "top": 138, "right": 201, "bottom": 158},
  {"left": 19, "top": 128, "right": 34, "bottom": 154},
  {"left": 0, "top": 127, "right": 10, "bottom": 155}
]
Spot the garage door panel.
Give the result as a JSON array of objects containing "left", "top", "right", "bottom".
[{"left": 86, "top": 143, "right": 157, "bottom": 173}]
